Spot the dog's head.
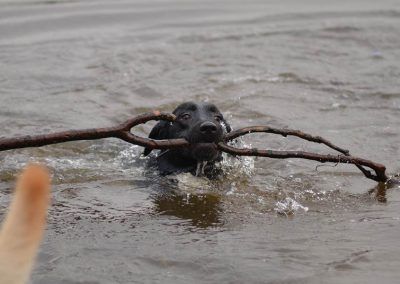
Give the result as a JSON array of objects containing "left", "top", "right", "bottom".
[{"left": 144, "top": 102, "right": 231, "bottom": 162}]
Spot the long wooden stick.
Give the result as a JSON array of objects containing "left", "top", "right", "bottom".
[
  {"left": 0, "top": 111, "right": 189, "bottom": 152},
  {"left": 217, "top": 143, "right": 388, "bottom": 182},
  {"left": 222, "top": 126, "right": 387, "bottom": 182},
  {"left": 0, "top": 112, "right": 391, "bottom": 183}
]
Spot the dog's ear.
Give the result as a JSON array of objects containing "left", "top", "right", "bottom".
[
  {"left": 143, "top": 121, "right": 170, "bottom": 156},
  {"left": 222, "top": 118, "right": 232, "bottom": 133}
]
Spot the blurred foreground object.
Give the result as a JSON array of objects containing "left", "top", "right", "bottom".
[{"left": 0, "top": 164, "right": 51, "bottom": 284}]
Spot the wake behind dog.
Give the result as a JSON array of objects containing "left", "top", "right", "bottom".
[{"left": 0, "top": 164, "right": 51, "bottom": 284}]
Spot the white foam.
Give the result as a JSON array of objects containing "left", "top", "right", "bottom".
[{"left": 274, "top": 197, "right": 309, "bottom": 216}]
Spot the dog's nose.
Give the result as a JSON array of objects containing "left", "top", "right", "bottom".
[{"left": 199, "top": 121, "right": 217, "bottom": 134}]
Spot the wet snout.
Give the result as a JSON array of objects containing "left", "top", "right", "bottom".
[
  {"left": 186, "top": 120, "right": 223, "bottom": 162},
  {"left": 190, "top": 121, "right": 222, "bottom": 143},
  {"left": 199, "top": 121, "right": 217, "bottom": 134}
]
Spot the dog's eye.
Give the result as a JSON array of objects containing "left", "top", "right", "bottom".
[
  {"left": 215, "top": 115, "right": 222, "bottom": 122},
  {"left": 179, "top": 113, "right": 191, "bottom": 120}
]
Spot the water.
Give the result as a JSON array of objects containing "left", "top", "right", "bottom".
[{"left": 1, "top": 0, "right": 400, "bottom": 283}]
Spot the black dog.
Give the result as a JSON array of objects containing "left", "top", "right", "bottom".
[{"left": 144, "top": 102, "right": 231, "bottom": 176}]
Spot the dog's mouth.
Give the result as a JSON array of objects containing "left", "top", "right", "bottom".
[{"left": 190, "top": 143, "right": 220, "bottom": 162}]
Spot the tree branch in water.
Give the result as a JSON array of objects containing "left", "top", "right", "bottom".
[
  {"left": 0, "top": 112, "right": 392, "bottom": 183},
  {"left": 223, "top": 125, "right": 388, "bottom": 182}
]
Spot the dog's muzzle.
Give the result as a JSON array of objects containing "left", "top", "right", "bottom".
[{"left": 187, "top": 121, "right": 223, "bottom": 161}]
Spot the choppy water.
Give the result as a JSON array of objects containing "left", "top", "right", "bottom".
[{"left": 1, "top": 0, "right": 400, "bottom": 283}]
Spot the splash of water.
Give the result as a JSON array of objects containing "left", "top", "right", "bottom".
[
  {"left": 219, "top": 137, "right": 255, "bottom": 177},
  {"left": 274, "top": 197, "right": 309, "bottom": 216}
]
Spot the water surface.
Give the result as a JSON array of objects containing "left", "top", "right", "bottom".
[{"left": 1, "top": 0, "right": 400, "bottom": 283}]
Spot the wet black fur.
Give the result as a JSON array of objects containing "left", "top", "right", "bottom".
[{"left": 144, "top": 102, "right": 231, "bottom": 175}]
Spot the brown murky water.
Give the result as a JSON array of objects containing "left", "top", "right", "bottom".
[{"left": 1, "top": 0, "right": 400, "bottom": 283}]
